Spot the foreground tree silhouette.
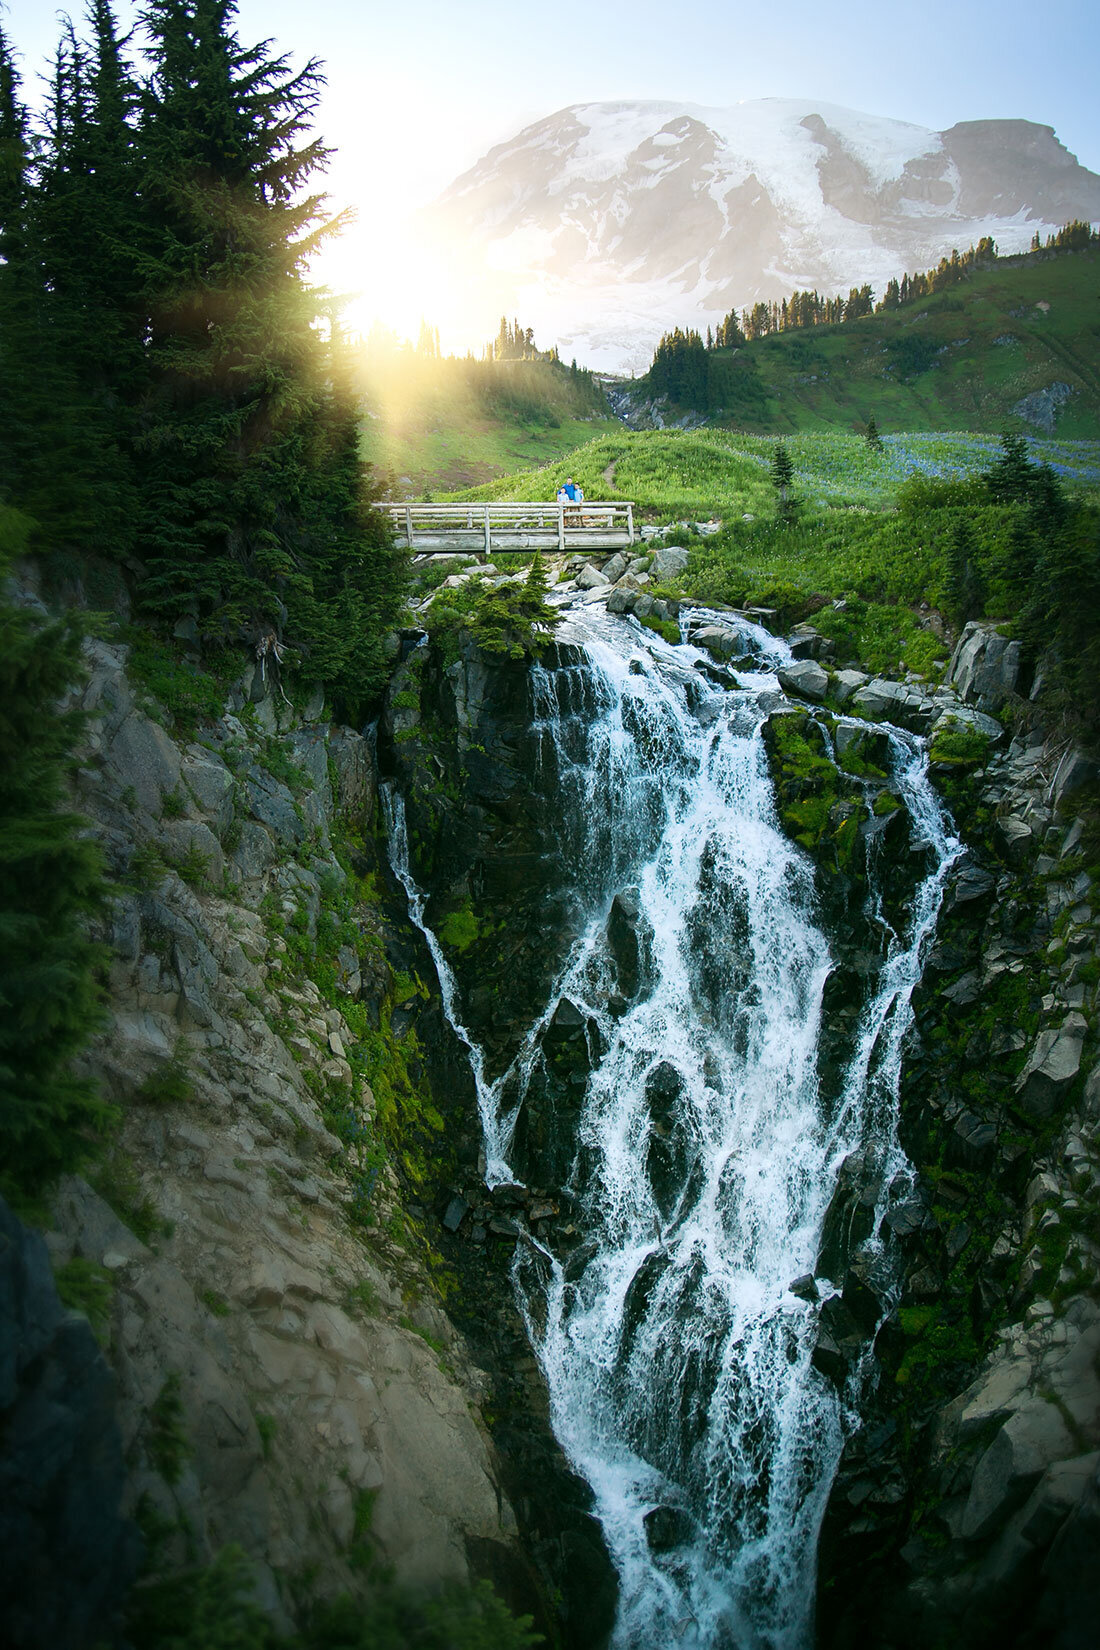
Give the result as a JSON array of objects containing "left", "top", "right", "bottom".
[{"left": 132, "top": 0, "right": 403, "bottom": 711}]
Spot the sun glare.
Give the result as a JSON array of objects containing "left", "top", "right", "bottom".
[{"left": 316, "top": 217, "right": 515, "bottom": 358}]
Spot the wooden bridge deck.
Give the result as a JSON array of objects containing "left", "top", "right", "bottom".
[{"left": 384, "top": 500, "right": 635, "bottom": 554}]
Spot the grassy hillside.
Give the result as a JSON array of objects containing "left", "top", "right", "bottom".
[
  {"left": 356, "top": 351, "right": 621, "bottom": 493},
  {"left": 357, "top": 252, "right": 1099, "bottom": 493},
  {"left": 445, "top": 428, "right": 1100, "bottom": 520},
  {"left": 637, "top": 247, "right": 1100, "bottom": 437}
]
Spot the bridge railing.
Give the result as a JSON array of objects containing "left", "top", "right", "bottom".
[{"left": 383, "top": 500, "right": 635, "bottom": 554}]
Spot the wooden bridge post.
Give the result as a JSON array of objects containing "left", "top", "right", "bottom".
[
  {"left": 557, "top": 502, "right": 565, "bottom": 553},
  {"left": 483, "top": 506, "right": 491, "bottom": 561},
  {"left": 627, "top": 503, "right": 635, "bottom": 546},
  {"left": 405, "top": 504, "right": 413, "bottom": 545}
]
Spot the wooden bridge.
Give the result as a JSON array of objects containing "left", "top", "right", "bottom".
[{"left": 384, "top": 500, "right": 636, "bottom": 555}]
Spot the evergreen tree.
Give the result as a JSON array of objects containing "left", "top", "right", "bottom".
[
  {"left": 0, "top": 510, "right": 114, "bottom": 1196},
  {"left": 130, "top": 0, "right": 403, "bottom": 694},
  {"left": 864, "top": 414, "right": 884, "bottom": 453},
  {"left": 0, "top": 29, "right": 106, "bottom": 550},
  {"left": 0, "top": 26, "right": 36, "bottom": 508},
  {"left": 1002, "top": 513, "right": 1036, "bottom": 605},
  {"left": 985, "top": 432, "right": 1036, "bottom": 505},
  {"left": 771, "top": 441, "right": 795, "bottom": 521},
  {"left": 35, "top": 1, "right": 144, "bottom": 395},
  {"left": 963, "top": 551, "right": 986, "bottom": 622},
  {"left": 943, "top": 516, "right": 982, "bottom": 622}
]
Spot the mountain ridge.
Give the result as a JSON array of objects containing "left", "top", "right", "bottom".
[{"left": 421, "top": 99, "right": 1100, "bottom": 371}]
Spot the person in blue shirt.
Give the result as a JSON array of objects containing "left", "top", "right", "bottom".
[{"left": 563, "top": 477, "right": 578, "bottom": 501}]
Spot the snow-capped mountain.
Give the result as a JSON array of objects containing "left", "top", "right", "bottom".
[{"left": 420, "top": 99, "right": 1100, "bottom": 372}]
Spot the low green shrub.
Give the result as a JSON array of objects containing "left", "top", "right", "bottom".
[{"left": 54, "top": 1256, "right": 113, "bottom": 1341}]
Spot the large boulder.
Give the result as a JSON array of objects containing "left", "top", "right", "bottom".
[
  {"left": 948, "top": 622, "right": 1022, "bottom": 710},
  {"left": 832, "top": 668, "right": 868, "bottom": 706},
  {"left": 575, "top": 563, "right": 610, "bottom": 590},
  {"left": 104, "top": 711, "right": 183, "bottom": 817},
  {"left": 651, "top": 545, "right": 689, "bottom": 579},
  {"left": 929, "top": 703, "right": 1006, "bottom": 742},
  {"left": 788, "top": 625, "right": 836, "bottom": 662},
  {"left": 777, "top": 659, "right": 829, "bottom": 702},
  {"left": 960, "top": 1399, "right": 1076, "bottom": 1540},
  {"left": 691, "top": 624, "right": 741, "bottom": 660},
  {"left": 1051, "top": 747, "right": 1100, "bottom": 810},
  {"left": 852, "top": 677, "right": 933, "bottom": 730},
  {"left": 1015, "top": 1015, "right": 1087, "bottom": 1117}
]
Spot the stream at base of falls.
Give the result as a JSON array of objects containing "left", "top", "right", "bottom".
[{"left": 384, "top": 603, "right": 961, "bottom": 1650}]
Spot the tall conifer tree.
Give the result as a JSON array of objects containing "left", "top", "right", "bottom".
[{"left": 132, "top": 0, "right": 403, "bottom": 705}]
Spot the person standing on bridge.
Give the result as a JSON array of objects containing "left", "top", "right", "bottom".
[{"left": 562, "top": 476, "right": 584, "bottom": 526}]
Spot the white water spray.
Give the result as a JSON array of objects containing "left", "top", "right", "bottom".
[{"left": 386, "top": 605, "right": 960, "bottom": 1649}]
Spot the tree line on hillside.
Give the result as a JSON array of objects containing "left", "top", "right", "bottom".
[
  {"left": 362, "top": 316, "right": 608, "bottom": 427},
  {"left": 643, "top": 222, "right": 1100, "bottom": 409},
  {"left": 0, "top": 0, "right": 407, "bottom": 718}
]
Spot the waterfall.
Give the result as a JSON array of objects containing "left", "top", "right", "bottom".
[{"left": 385, "top": 605, "right": 961, "bottom": 1650}]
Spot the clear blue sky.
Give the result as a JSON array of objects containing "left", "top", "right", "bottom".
[
  {"left": 3, "top": 0, "right": 1098, "bottom": 339},
  {"left": 5, "top": 0, "right": 1099, "bottom": 188}
]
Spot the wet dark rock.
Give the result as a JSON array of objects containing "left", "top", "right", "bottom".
[
  {"left": 812, "top": 1296, "right": 866, "bottom": 1385},
  {"left": 817, "top": 1152, "right": 882, "bottom": 1280},
  {"left": 788, "top": 1274, "right": 820, "bottom": 1302},
  {"left": 643, "top": 1504, "right": 695, "bottom": 1553},
  {"left": 841, "top": 1266, "right": 886, "bottom": 1335},
  {"left": 946, "top": 859, "right": 997, "bottom": 910},
  {"left": 606, "top": 889, "right": 649, "bottom": 1000},
  {"left": 620, "top": 1250, "right": 672, "bottom": 1361},
  {"left": 491, "top": 1182, "right": 530, "bottom": 1208},
  {"left": 884, "top": 1198, "right": 929, "bottom": 1237},
  {"left": 442, "top": 1194, "right": 470, "bottom": 1232},
  {"left": 645, "top": 1062, "right": 683, "bottom": 1135},
  {"left": 547, "top": 998, "right": 586, "bottom": 1037}
]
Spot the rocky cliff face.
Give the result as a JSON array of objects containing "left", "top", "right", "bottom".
[
  {"left": 814, "top": 622, "right": 1100, "bottom": 1648},
  {"left": 1, "top": 611, "right": 582, "bottom": 1644}
]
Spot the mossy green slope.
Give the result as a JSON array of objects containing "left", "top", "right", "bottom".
[
  {"left": 661, "top": 247, "right": 1100, "bottom": 437},
  {"left": 357, "top": 353, "right": 620, "bottom": 493}
]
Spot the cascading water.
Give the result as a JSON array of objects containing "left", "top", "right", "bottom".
[{"left": 385, "top": 603, "right": 961, "bottom": 1650}]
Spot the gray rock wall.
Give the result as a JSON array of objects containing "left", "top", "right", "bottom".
[
  {"left": 818, "top": 722, "right": 1100, "bottom": 1648},
  {"left": 38, "top": 635, "right": 531, "bottom": 1633}
]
